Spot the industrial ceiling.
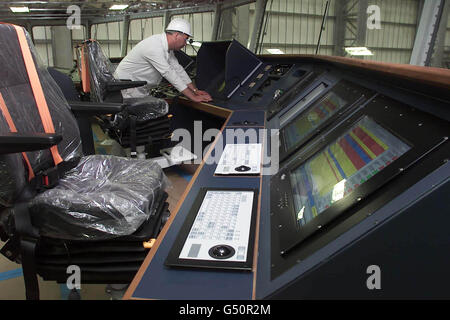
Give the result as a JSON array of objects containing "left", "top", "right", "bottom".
[{"left": 0, "top": 0, "right": 227, "bottom": 22}]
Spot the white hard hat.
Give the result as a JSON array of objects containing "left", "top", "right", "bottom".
[{"left": 166, "top": 18, "right": 192, "bottom": 37}]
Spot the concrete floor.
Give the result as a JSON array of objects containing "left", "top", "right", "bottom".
[{"left": 0, "top": 152, "right": 195, "bottom": 300}]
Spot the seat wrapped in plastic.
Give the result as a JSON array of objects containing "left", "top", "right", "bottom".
[
  {"left": 122, "top": 96, "right": 168, "bottom": 121},
  {"left": 0, "top": 153, "right": 26, "bottom": 208},
  {"left": 0, "top": 24, "right": 167, "bottom": 241},
  {"left": 79, "top": 40, "right": 169, "bottom": 116},
  {"left": 30, "top": 155, "right": 167, "bottom": 240},
  {"left": 0, "top": 24, "right": 83, "bottom": 172},
  {"left": 78, "top": 39, "right": 116, "bottom": 103},
  {"left": 77, "top": 40, "right": 171, "bottom": 151}
]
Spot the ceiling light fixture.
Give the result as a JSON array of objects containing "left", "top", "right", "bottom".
[
  {"left": 10, "top": 7, "right": 30, "bottom": 13},
  {"left": 344, "top": 47, "right": 373, "bottom": 56},
  {"left": 109, "top": 4, "right": 129, "bottom": 10},
  {"left": 266, "top": 48, "right": 284, "bottom": 54}
]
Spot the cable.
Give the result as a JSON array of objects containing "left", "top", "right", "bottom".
[{"left": 188, "top": 38, "right": 198, "bottom": 55}]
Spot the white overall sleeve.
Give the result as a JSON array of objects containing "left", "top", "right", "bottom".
[
  {"left": 168, "top": 51, "right": 192, "bottom": 86},
  {"left": 142, "top": 46, "right": 189, "bottom": 92}
]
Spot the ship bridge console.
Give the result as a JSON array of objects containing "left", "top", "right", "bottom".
[{"left": 125, "top": 40, "right": 450, "bottom": 300}]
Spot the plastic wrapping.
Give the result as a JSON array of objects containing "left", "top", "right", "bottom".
[
  {"left": 79, "top": 39, "right": 171, "bottom": 149},
  {"left": 79, "top": 40, "right": 116, "bottom": 103},
  {"left": 120, "top": 84, "right": 153, "bottom": 99},
  {"left": 30, "top": 154, "right": 167, "bottom": 240},
  {"left": 0, "top": 24, "right": 168, "bottom": 241},
  {"left": 80, "top": 40, "right": 169, "bottom": 117},
  {"left": 108, "top": 96, "right": 170, "bottom": 142},
  {"left": 0, "top": 154, "right": 26, "bottom": 208},
  {"left": 0, "top": 105, "right": 26, "bottom": 208},
  {"left": 122, "top": 96, "right": 169, "bottom": 121},
  {"left": 0, "top": 24, "right": 82, "bottom": 175}
]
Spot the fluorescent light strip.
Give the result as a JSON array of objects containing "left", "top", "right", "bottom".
[
  {"left": 266, "top": 48, "right": 284, "bottom": 54},
  {"left": 345, "top": 47, "right": 373, "bottom": 56},
  {"left": 109, "top": 4, "right": 129, "bottom": 10},
  {"left": 10, "top": 7, "right": 30, "bottom": 13}
]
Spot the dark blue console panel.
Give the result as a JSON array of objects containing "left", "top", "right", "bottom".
[
  {"left": 129, "top": 51, "right": 450, "bottom": 299},
  {"left": 131, "top": 127, "right": 263, "bottom": 300}
]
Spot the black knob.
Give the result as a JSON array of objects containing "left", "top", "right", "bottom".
[
  {"left": 235, "top": 165, "right": 251, "bottom": 172},
  {"left": 209, "top": 245, "right": 235, "bottom": 259}
]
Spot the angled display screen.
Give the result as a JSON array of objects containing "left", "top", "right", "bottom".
[
  {"left": 290, "top": 116, "right": 410, "bottom": 227},
  {"left": 283, "top": 91, "right": 348, "bottom": 150},
  {"left": 271, "top": 94, "right": 450, "bottom": 256},
  {"left": 279, "top": 82, "right": 328, "bottom": 127},
  {"left": 279, "top": 80, "right": 375, "bottom": 162},
  {"left": 267, "top": 68, "right": 325, "bottom": 120}
]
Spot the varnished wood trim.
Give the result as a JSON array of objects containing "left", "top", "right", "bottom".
[
  {"left": 252, "top": 112, "right": 266, "bottom": 300},
  {"left": 176, "top": 97, "right": 232, "bottom": 118},
  {"left": 262, "top": 54, "right": 450, "bottom": 89}
]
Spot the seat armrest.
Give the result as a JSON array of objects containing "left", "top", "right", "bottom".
[
  {"left": 0, "top": 132, "right": 62, "bottom": 154},
  {"left": 106, "top": 80, "right": 147, "bottom": 92},
  {"left": 68, "top": 101, "right": 124, "bottom": 116}
]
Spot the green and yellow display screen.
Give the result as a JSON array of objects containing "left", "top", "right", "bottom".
[
  {"left": 290, "top": 116, "right": 411, "bottom": 227},
  {"left": 283, "top": 91, "right": 348, "bottom": 149}
]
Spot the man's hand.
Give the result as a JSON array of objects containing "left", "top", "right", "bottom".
[
  {"left": 190, "top": 94, "right": 212, "bottom": 103},
  {"left": 186, "top": 83, "right": 213, "bottom": 102},
  {"left": 195, "top": 90, "right": 212, "bottom": 101},
  {"left": 181, "top": 87, "right": 212, "bottom": 102}
]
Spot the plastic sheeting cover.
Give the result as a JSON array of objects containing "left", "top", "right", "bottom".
[
  {"left": 31, "top": 155, "right": 167, "bottom": 240},
  {"left": 0, "top": 24, "right": 82, "bottom": 175},
  {"left": 122, "top": 96, "right": 169, "bottom": 121},
  {"left": 0, "top": 154, "right": 26, "bottom": 208},
  {"left": 0, "top": 25, "right": 167, "bottom": 240},
  {"left": 81, "top": 40, "right": 116, "bottom": 103},
  {"left": 81, "top": 40, "right": 169, "bottom": 118}
]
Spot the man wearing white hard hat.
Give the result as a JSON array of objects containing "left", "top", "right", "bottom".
[{"left": 114, "top": 18, "right": 212, "bottom": 102}]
